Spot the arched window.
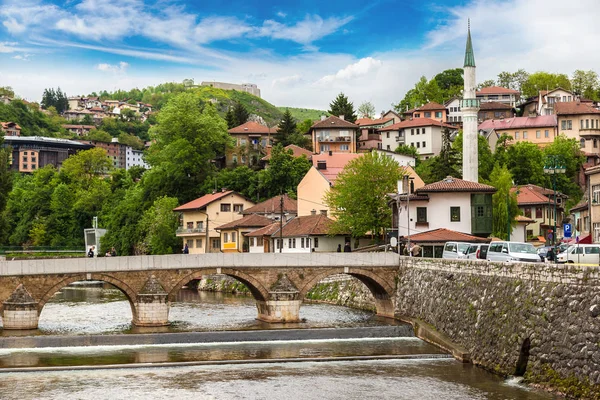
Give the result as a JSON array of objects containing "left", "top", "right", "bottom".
[{"left": 580, "top": 138, "right": 586, "bottom": 148}]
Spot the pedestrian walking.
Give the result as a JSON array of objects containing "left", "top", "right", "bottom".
[
  {"left": 87, "top": 246, "right": 95, "bottom": 258},
  {"left": 336, "top": 244, "right": 342, "bottom": 252},
  {"left": 183, "top": 243, "right": 189, "bottom": 254},
  {"left": 343, "top": 242, "right": 351, "bottom": 252}
]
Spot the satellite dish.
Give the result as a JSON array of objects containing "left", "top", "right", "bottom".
[{"left": 390, "top": 237, "right": 398, "bottom": 247}]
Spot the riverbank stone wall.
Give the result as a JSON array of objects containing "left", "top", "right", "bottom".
[{"left": 396, "top": 257, "right": 600, "bottom": 398}]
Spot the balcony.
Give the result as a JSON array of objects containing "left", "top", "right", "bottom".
[
  {"left": 318, "top": 136, "right": 352, "bottom": 142},
  {"left": 176, "top": 227, "right": 205, "bottom": 235},
  {"left": 396, "top": 135, "right": 406, "bottom": 142}
]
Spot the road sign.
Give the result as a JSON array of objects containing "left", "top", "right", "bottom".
[{"left": 564, "top": 223, "right": 572, "bottom": 238}]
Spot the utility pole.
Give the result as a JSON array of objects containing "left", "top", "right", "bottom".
[
  {"left": 205, "top": 217, "right": 209, "bottom": 253},
  {"left": 279, "top": 194, "right": 284, "bottom": 253}
]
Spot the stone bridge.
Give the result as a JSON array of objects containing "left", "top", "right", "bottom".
[{"left": 0, "top": 253, "right": 399, "bottom": 329}]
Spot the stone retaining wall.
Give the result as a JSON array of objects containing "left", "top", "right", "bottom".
[{"left": 396, "top": 257, "right": 600, "bottom": 398}]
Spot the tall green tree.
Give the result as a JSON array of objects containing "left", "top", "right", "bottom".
[
  {"left": 225, "top": 107, "right": 236, "bottom": 129},
  {"left": 497, "top": 69, "right": 529, "bottom": 92},
  {"left": 232, "top": 102, "right": 250, "bottom": 127},
  {"left": 325, "top": 152, "right": 401, "bottom": 240},
  {"left": 357, "top": 101, "right": 376, "bottom": 119},
  {"left": 433, "top": 68, "right": 463, "bottom": 96},
  {"left": 521, "top": 72, "right": 572, "bottom": 98},
  {"left": 138, "top": 196, "right": 180, "bottom": 255},
  {"left": 477, "top": 80, "right": 496, "bottom": 90},
  {"left": 0, "top": 137, "right": 13, "bottom": 243},
  {"left": 452, "top": 131, "right": 494, "bottom": 181},
  {"left": 488, "top": 163, "right": 519, "bottom": 240},
  {"left": 427, "top": 128, "right": 461, "bottom": 181},
  {"left": 571, "top": 70, "right": 599, "bottom": 100},
  {"left": 259, "top": 144, "right": 311, "bottom": 198},
  {"left": 506, "top": 141, "right": 547, "bottom": 186},
  {"left": 543, "top": 135, "right": 585, "bottom": 205},
  {"left": 275, "top": 108, "right": 297, "bottom": 146},
  {"left": 328, "top": 93, "right": 357, "bottom": 123},
  {"left": 41, "top": 87, "right": 69, "bottom": 114}
]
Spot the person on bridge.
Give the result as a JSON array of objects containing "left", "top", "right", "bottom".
[
  {"left": 344, "top": 242, "right": 351, "bottom": 252},
  {"left": 183, "top": 243, "right": 189, "bottom": 254},
  {"left": 87, "top": 246, "right": 95, "bottom": 258},
  {"left": 110, "top": 247, "right": 117, "bottom": 257},
  {"left": 337, "top": 244, "right": 342, "bottom": 252}
]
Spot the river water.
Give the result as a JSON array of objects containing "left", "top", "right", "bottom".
[{"left": 0, "top": 283, "right": 558, "bottom": 399}]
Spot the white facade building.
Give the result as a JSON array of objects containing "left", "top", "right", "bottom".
[
  {"left": 445, "top": 98, "right": 462, "bottom": 124},
  {"left": 126, "top": 147, "right": 149, "bottom": 170}
]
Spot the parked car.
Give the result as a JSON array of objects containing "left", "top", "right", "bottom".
[
  {"left": 556, "top": 244, "right": 600, "bottom": 264},
  {"left": 537, "top": 246, "right": 554, "bottom": 262},
  {"left": 442, "top": 242, "right": 473, "bottom": 259},
  {"left": 487, "top": 241, "right": 541, "bottom": 263},
  {"left": 465, "top": 243, "right": 489, "bottom": 260}
]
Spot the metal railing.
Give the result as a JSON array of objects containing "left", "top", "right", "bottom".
[{"left": 176, "top": 227, "right": 205, "bottom": 234}]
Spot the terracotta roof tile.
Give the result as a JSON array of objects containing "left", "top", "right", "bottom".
[
  {"left": 245, "top": 222, "right": 281, "bottom": 237},
  {"left": 417, "top": 176, "right": 496, "bottom": 193},
  {"left": 311, "top": 115, "right": 358, "bottom": 129},
  {"left": 228, "top": 121, "right": 275, "bottom": 135},
  {"left": 511, "top": 186, "right": 553, "bottom": 205},
  {"left": 570, "top": 200, "right": 588, "bottom": 212},
  {"left": 479, "top": 101, "right": 513, "bottom": 110},
  {"left": 515, "top": 215, "right": 535, "bottom": 223},
  {"left": 416, "top": 102, "right": 446, "bottom": 111},
  {"left": 405, "top": 228, "right": 490, "bottom": 243},
  {"left": 356, "top": 117, "right": 393, "bottom": 126},
  {"left": 378, "top": 118, "right": 458, "bottom": 131},
  {"left": 173, "top": 190, "right": 235, "bottom": 211},
  {"left": 555, "top": 101, "right": 600, "bottom": 116},
  {"left": 312, "top": 153, "right": 363, "bottom": 184},
  {"left": 275, "top": 214, "right": 336, "bottom": 237},
  {"left": 1, "top": 122, "right": 21, "bottom": 130},
  {"left": 262, "top": 144, "right": 312, "bottom": 161},
  {"left": 215, "top": 213, "right": 273, "bottom": 230},
  {"left": 476, "top": 86, "right": 520, "bottom": 95},
  {"left": 243, "top": 194, "right": 297, "bottom": 214},
  {"left": 478, "top": 115, "right": 556, "bottom": 130}
]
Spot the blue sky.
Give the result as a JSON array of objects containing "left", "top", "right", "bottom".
[{"left": 1, "top": 0, "right": 600, "bottom": 111}]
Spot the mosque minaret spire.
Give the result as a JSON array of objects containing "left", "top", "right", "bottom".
[{"left": 461, "top": 19, "right": 479, "bottom": 182}]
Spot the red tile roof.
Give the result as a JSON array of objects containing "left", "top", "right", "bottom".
[
  {"left": 570, "top": 200, "right": 588, "bottom": 212},
  {"left": 479, "top": 101, "right": 513, "bottom": 110},
  {"left": 515, "top": 215, "right": 535, "bottom": 223},
  {"left": 416, "top": 102, "right": 446, "bottom": 111},
  {"left": 312, "top": 153, "right": 363, "bottom": 184},
  {"left": 262, "top": 144, "right": 312, "bottom": 161},
  {"left": 173, "top": 190, "right": 235, "bottom": 211},
  {"left": 511, "top": 186, "right": 553, "bottom": 206},
  {"left": 1, "top": 122, "right": 21, "bottom": 130},
  {"left": 405, "top": 228, "right": 490, "bottom": 243},
  {"left": 276, "top": 214, "right": 336, "bottom": 237},
  {"left": 245, "top": 222, "right": 281, "bottom": 237},
  {"left": 228, "top": 121, "right": 275, "bottom": 135},
  {"left": 311, "top": 115, "right": 358, "bottom": 129},
  {"left": 243, "top": 194, "right": 297, "bottom": 215},
  {"left": 476, "top": 86, "right": 520, "bottom": 95},
  {"left": 478, "top": 115, "right": 557, "bottom": 130},
  {"left": 215, "top": 213, "right": 273, "bottom": 230},
  {"left": 555, "top": 101, "right": 600, "bottom": 116},
  {"left": 416, "top": 176, "right": 496, "bottom": 193},
  {"left": 378, "top": 118, "right": 458, "bottom": 131},
  {"left": 356, "top": 117, "right": 393, "bottom": 126}
]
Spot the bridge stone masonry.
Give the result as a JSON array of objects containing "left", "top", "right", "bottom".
[{"left": 0, "top": 253, "right": 399, "bottom": 329}]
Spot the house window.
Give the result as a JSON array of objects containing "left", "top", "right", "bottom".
[
  {"left": 594, "top": 139, "right": 598, "bottom": 148},
  {"left": 221, "top": 203, "right": 231, "bottom": 212},
  {"left": 411, "top": 129, "right": 414, "bottom": 135},
  {"left": 224, "top": 233, "right": 229, "bottom": 243},
  {"left": 476, "top": 206, "right": 485, "bottom": 217},
  {"left": 196, "top": 221, "right": 204, "bottom": 230},
  {"left": 592, "top": 185, "right": 600, "bottom": 204},
  {"left": 536, "top": 130, "right": 541, "bottom": 139},
  {"left": 435, "top": 111, "right": 442, "bottom": 118},
  {"left": 523, "top": 131, "right": 528, "bottom": 139},
  {"left": 301, "top": 238, "right": 305, "bottom": 248},
  {"left": 416, "top": 142, "right": 420, "bottom": 148},
  {"left": 422, "top": 141, "right": 426, "bottom": 147},
  {"left": 524, "top": 207, "right": 532, "bottom": 218},
  {"left": 233, "top": 204, "right": 244, "bottom": 212},
  {"left": 594, "top": 223, "right": 600, "bottom": 243},
  {"left": 586, "top": 119, "right": 590, "bottom": 129},
  {"left": 450, "top": 207, "right": 460, "bottom": 222},
  {"left": 515, "top": 132, "right": 520, "bottom": 139},
  {"left": 187, "top": 222, "right": 194, "bottom": 229},
  {"left": 581, "top": 120, "right": 584, "bottom": 129},
  {"left": 232, "top": 155, "right": 238, "bottom": 164},
  {"left": 580, "top": 138, "right": 586, "bottom": 148},
  {"left": 186, "top": 239, "right": 193, "bottom": 248},
  {"left": 424, "top": 112, "right": 431, "bottom": 118},
  {"left": 414, "top": 113, "right": 420, "bottom": 118},
  {"left": 567, "top": 120, "right": 572, "bottom": 130},
  {"left": 536, "top": 207, "right": 542, "bottom": 219},
  {"left": 320, "top": 144, "right": 330, "bottom": 152},
  {"left": 387, "top": 145, "right": 390, "bottom": 150},
  {"left": 257, "top": 237, "right": 264, "bottom": 246},
  {"left": 196, "top": 239, "right": 203, "bottom": 248},
  {"left": 276, "top": 239, "right": 283, "bottom": 249},
  {"left": 410, "top": 143, "right": 414, "bottom": 147},
  {"left": 314, "top": 237, "right": 319, "bottom": 248},
  {"left": 386, "top": 132, "right": 390, "bottom": 138},
  {"left": 417, "top": 207, "right": 427, "bottom": 223},
  {"left": 422, "top": 128, "right": 425, "bottom": 134},
  {"left": 288, "top": 238, "right": 296, "bottom": 248},
  {"left": 340, "top": 144, "right": 349, "bottom": 151},
  {"left": 545, "top": 130, "right": 549, "bottom": 138}
]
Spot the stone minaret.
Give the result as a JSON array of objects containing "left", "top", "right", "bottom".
[{"left": 461, "top": 20, "right": 479, "bottom": 182}]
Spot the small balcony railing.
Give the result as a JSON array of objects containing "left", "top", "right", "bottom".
[
  {"left": 396, "top": 136, "right": 406, "bottom": 142},
  {"left": 176, "top": 227, "right": 205, "bottom": 234},
  {"left": 318, "top": 136, "right": 352, "bottom": 142}
]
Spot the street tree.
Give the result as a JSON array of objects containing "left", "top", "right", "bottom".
[
  {"left": 325, "top": 152, "right": 401, "bottom": 240},
  {"left": 506, "top": 141, "right": 547, "bottom": 186},
  {"left": 328, "top": 93, "right": 357, "bottom": 123},
  {"left": 488, "top": 163, "right": 519, "bottom": 240},
  {"left": 275, "top": 108, "right": 297, "bottom": 146},
  {"left": 357, "top": 101, "right": 376, "bottom": 119}
]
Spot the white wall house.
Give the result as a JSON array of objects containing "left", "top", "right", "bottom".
[
  {"left": 126, "top": 147, "right": 149, "bottom": 170},
  {"left": 379, "top": 119, "right": 458, "bottom": 159},
  {"left": 373, "top": 149, "right": 416, "bottom": 167},
  {"left": 445, "top": 98, "right": 462, "bottom": 124}
]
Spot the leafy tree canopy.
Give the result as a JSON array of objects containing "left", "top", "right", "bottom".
[
  {"left": 328, "top": 93, "right": 357, "bottom": 123},
  {"left": 357, "top": 101, "right": 376, "bottom": 119}
]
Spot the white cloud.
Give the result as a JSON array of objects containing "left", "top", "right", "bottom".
[
  {"left": 257, "top": 14, "right": 353, "bottom": 44},
  {"left": 271, "top": 74, "right": 302, "bottom": 87},
  {"left": 96, "top": 61, "right": 129, "bottom": 73},
  {"left": 276, "top": 11, "right": 287, "bottom": 18},
  {"left": 315, "top": 57, "right": 383, "bottom": 85},
  {"left": 12, "top": 53, "right": 31, "bottom": 61},
  {"left": 194, "top": 16, "right": 253, "bottom": 44}
]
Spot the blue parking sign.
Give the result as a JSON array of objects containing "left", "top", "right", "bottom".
[{"left": 564, "top": 223, "right": 572, "bottom": 238}]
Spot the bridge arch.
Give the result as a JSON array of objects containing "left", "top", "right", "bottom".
[
  {"left": 167, "top": 268, "right": 270, "bottom": 302},
  {"left": 298, "top": 268, "right": 396, "bottom": 317},
  {"left": 38, "top": 273, "right": 139, "bottom": 320}
]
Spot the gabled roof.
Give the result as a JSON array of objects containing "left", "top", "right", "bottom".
[
  {"left": 378, "top": 118, "right": 458, "bottom": 131},
  {"left": 416, "top": 102, "right": 446, "bottom": 111},
  {"left": 417, "top": 176, "right": 496, "bottom": 193},
  {"left": 555, "top": 101, "right": 600, "bottom": 116},
  {"left": 311, "top": 153, "right": 363, "bottom": 184},
  {"left": 1, "top": 122, "right": 21, "bottom": 130},
  {"left": 540, "top": 87, "right": 573, "bottom": 97},
  {"left": 476, "top": 86, "right": 520, "bottom": 95},
  {"left": 215, "top": 213, "right": 273, "bottom": 230},
  {"left": 478, "top": 115, "right": 556, "bottom": 131},
  {"left": 515, "top": 215, "right": 535, "bottom": 223},
  {"left": 511, "top": 186, "right": 553, "bottom": 206},
  {"left": 570, "top": 200, "right": 588, "bottom": 213},
  {"left": 356, "top": 117, "right": 393, "bottom": 126},
  {"left": 243, "top": 194, "right": 297, "bottom": 215},
  {"left": 405, "top": 228, "right": 490, "bottom": 243},
  {"left": 228, "top": 121, "right": 275, "bottom": 135},
  {"left": 311, "top": 115, "right": 358, "bottom": 129},
  {"left": 479, "top": 101, "right": 513, "bottom": 110},
  {"left": 173, "top": 190, "right": 235, "bottom": 211},
  {"left": 245, "top": 222, "right": 281, "bottom": 237},
  {"left": 275, "top": 214, "right": 336, "bottom": 237},
  {"left": 262, "top": 144, "right": 312, "bottom": 161}
]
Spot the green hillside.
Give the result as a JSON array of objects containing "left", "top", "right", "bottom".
[{"left": 277, "top": 107, "right": 328, "bottom": 122}]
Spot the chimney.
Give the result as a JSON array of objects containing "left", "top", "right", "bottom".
[
  {"left": 328, "top": 150, "right": 332, "bottom": 156},
  {"left": 221, "top": 187, "right": 227, "bottom": 192},
  {"left": 317, "top": 160, "right": 327, "bottom": 170},
  {"left": 311, "top": 209, "right": 317, "bottom": 215},
  {"left": 320, "top": 115, "right": 326, "bottom": 121},
  {"left": 339, "top": 115, "right": 345, "bottom": 120},
  {"left": 320, "top": 210, "right": 328, "bottom": 216}
]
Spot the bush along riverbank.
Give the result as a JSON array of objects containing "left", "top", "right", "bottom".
[{"left": 197, "top": 275, "right": 250, "bottom": 295}]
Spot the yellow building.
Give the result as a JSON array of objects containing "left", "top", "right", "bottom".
[
  {"left": 173, "top": 190, "right": 255, "bottom": 254},
  {"left": 556, "top": 101, "right": 600, "bottom": 154},
  {"left": 215, "top": 214, "right": 273, "bottom": 253},
  {"left": 311, "top": 115, "right": 358, "bottom": 154}
]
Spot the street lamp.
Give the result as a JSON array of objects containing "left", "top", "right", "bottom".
[{"left": 543, "top": 156, "right": 566, "bottom": 263}]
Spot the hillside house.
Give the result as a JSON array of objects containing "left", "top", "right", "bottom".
[
  {"left": 555, "top": 101, "right": 600, "bottom": 153},
  {"left": 310, "top": 116, "right": 358, "bottom": 154},
  {"left": 1, "top": 122, "right": 21, "bottom": 136},
  {"left": 379, "top": 118, "right": 458, "bottom": 158},
  {"left": 476, "top": 86, "right": 520, "bottom": 107},
  {"left": 227, "top": 121, "right": 275, "bottom": 168}
]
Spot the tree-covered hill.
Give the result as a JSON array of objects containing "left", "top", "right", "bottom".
[{"left": 276, "top": 107, "right": 328, "bottom": 122}]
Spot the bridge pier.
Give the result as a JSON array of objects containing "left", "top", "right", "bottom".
[
  {"left": 2, "top": 284, "right": 39, "bottom": 330},
  {"left": 256, "top": 274, "right": 301, "bottom": 323},
  {"left": 133, "top": 276, "right": 170, "bottom": 327}
]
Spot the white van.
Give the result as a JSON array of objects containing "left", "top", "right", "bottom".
[
  {"left": 487, "top": 241, "right": 541, "bottom": 263},
  {"left": 442, "top": 242, "right": 473, "bottom": 259},
  {"left": 556, "top": 244, "right": 600, "bottom": 264}
]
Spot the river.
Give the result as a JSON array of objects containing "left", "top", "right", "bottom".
[{"left": 0, "top": 282, "right": 558, "bottom": 399}]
